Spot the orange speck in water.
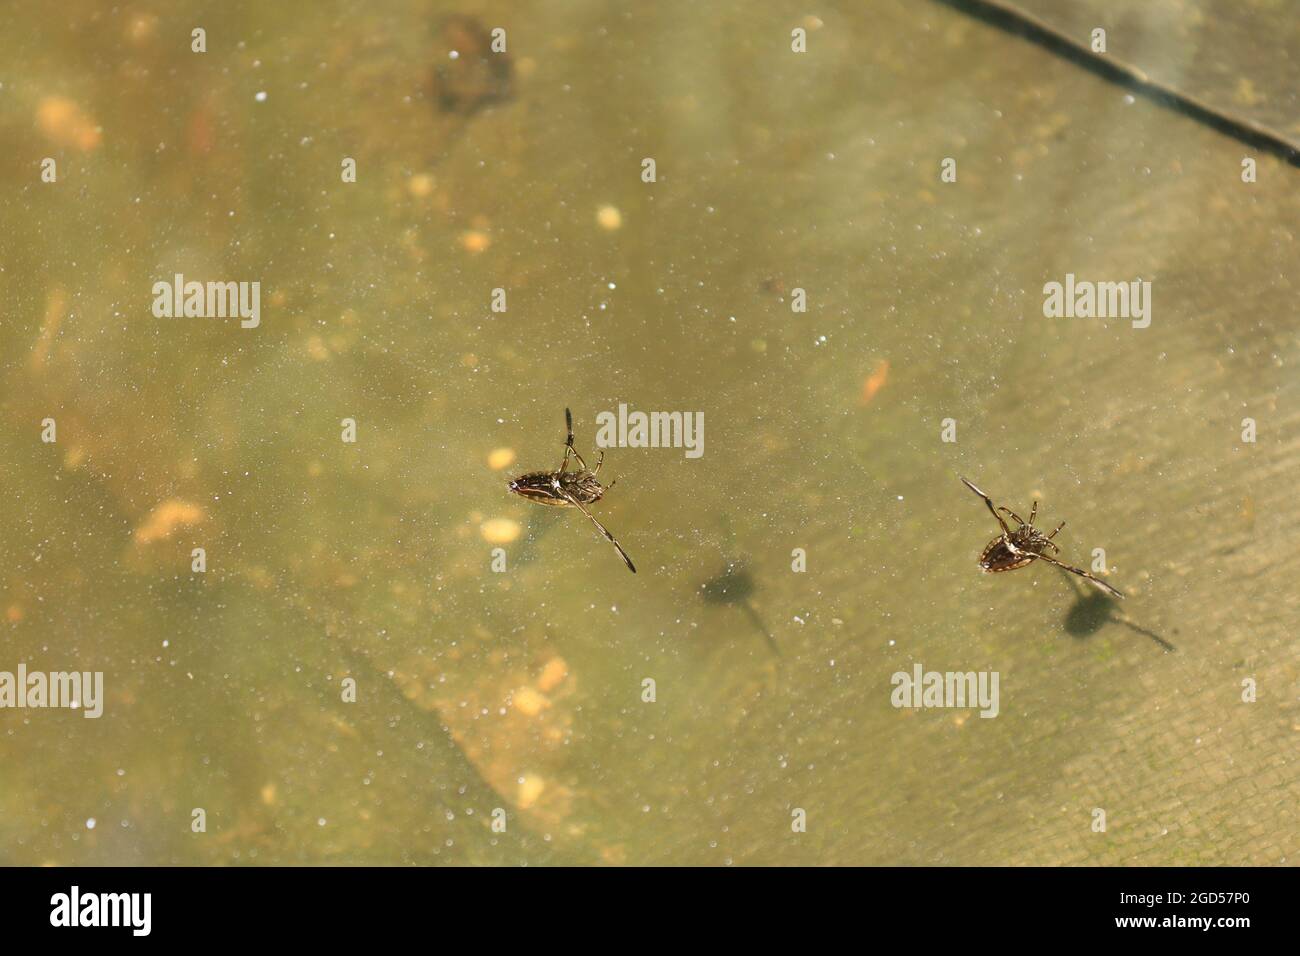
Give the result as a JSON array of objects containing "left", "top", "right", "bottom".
[
  {"left": 186, "top": 99, "right": 217, "bottom": 156},
  {"left": 536, "top": 657, "right": 568, "bottom": 693},
  {"left": 860, "top": 359, "right": 890, "bottom": 405},
  {"left": 460, "top": 230, "right": 491, "bottom": 254},
  {"left": 36, "top": 96, "right": 102, "bottom": 151},
  {"left": 408, "top": 174, "right": 435, "bottom": 198},
  {"left": 487, "top": 447, "right": 516, "bottom": 471},
  {"left": 133, "top": 500, "right": 206, "bottom": 544}
]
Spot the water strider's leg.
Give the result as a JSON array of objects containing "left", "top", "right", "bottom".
[
  {"left": 1038, "top": 553, "right": 1123, "bottom": 599},
  {"left": 961, "top": 477, "right": 1011, "bottom": 536},
  {"left": 561, "top": 490, "right": 636, "bottom": 573}
]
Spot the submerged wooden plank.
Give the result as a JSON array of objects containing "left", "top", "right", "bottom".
[{"left": 945, "top": 0, "right": 1300, "bottom": 160}]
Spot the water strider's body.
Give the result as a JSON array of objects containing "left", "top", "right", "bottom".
[
  {"left": 508, "top": 408, "right": 636, "bottom": 573},
  {"left": 961, "top": 476, "right": 1123, "bottom": 599},
  {"left": 508, "top": 467, "right": 606, "bottom": 508}
]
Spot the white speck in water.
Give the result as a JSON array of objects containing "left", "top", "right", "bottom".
[
  {"left": 449, "top": 50, "right": 460, "bottom": 60},
  {"left": 317, "top": 817, "right": 326, "bottom": 827},
  {"left": 85, "top": 818, "right": 96, "bottom": 830},
  {"left": 254, "top": 90, "right": 267, "bottom": 102}
]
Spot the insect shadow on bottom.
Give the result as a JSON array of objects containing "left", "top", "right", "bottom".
[
  {"left": 508, "top": 408, "right": 636, "bottom": 573},
  {"left": 698, "top": 515, "right": 779, "bottom": 656},
  {"left": 1058, "top": 575, "right": 1176, "bottom": 653}
]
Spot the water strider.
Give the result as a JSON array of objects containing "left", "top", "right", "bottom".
[
  {"left": 960, "top": 476, "right": 1124, "bottom": 599},
  {"left": 508, "top": 408, "right": 636, "bottom": 573}
]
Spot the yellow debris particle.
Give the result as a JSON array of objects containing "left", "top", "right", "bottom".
[
  {"left": 600, "top": 844, "right": 628, "bottom": 864},
  {"left": 487, "top": 447, "right": 516, "bottom": 471},
  {"left": 36, "top": 96, "right": 102, "bottom": 151},
  {"left": 536, "top": 657, "right": 568, "bottom": 693},
  {"left": 133, "top": 500, "right": 205, "bottom": 545},
  {"left": 516, "top": 774, "right": 545, "bottom": 809},
  {"left": 596, "top": 204, "right": 623, "bottom": 231},
  {"left": 305, "top": 335, "right": 330, "bottom": 361},
  {"left": 260, "top": 783, "right": 277, "bottom": 806},
  {"left": 6, "top": 605, "right": 23, "bottom": 624},
  {"left": 408, "top": 173, "right": 435, "bottom": 198},
  {"left": 481, "top": 518, "right": 521, "bottom": 544},
  {"left": 127, "top": 14, "right": 158, "bottom": 44},
  {"left": 460, "top": 229, "right": 491, "bottom": 253},
  {"left": 513, "top": 686, "right": 548, "bottom": 717}
]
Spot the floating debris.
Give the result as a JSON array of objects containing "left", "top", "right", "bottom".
[
  {"left": 860, "top": 359, "right": 890, "bottom": 405},
  {"left": 480, "top": 517, "right": 522, "bottom": 544},
  {"left": 596, "top": 204, "right": 623, "bottom": 231},
  {"left": 431, "top": 15, "right": 513, "bottom": 115},
  {"left": 487, "top": 447, "right": 516, "bottom": 471},
  {"left": 459, "top": 229, "right": 491, "bottom": 254},
  {"left": 36, "top": 96, "right": 101, "bottom": 151},
  {"left": 133, "top": 500, "right": 205, "bottom": 545}
]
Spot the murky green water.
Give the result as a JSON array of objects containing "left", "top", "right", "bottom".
[{"left": 0, "top": 1, "right": 1295, "bottom": 865}]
